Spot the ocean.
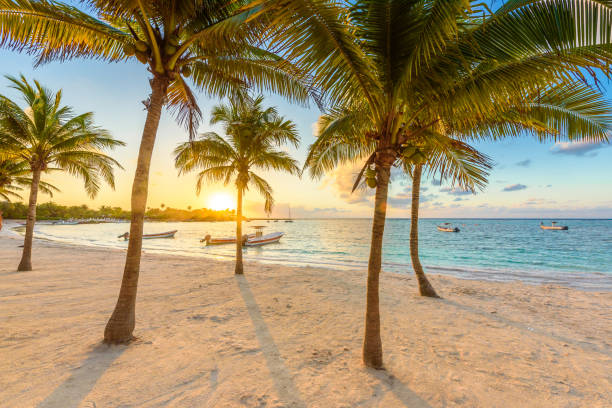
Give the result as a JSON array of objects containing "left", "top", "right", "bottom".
[{"left": 25, "top": 218, "right": 612, "bottom": 290}]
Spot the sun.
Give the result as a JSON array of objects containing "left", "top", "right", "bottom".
[{"left": 207, "top": 192, "right": 235, "bottom": 211}]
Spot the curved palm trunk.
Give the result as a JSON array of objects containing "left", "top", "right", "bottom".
[
  {"left": 104, "top": 76, "right": 169, "bottom": 344},
  {"left": 17, "top": 167, "right": 41, "bottom": 271},
  {"left": 235, "top": 185, "right": 244, "bottom": 275},
  {"left": 363, "top": 160, "right": 392, "bottom": 369},
  {"left": 410, "top": 164, "right": 439, "bottom": 298}
]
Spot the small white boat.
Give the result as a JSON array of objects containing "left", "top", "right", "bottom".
[
  {"left": 244, "top": 226, "right": 284, "bottom": 247},
  {"left": 201, "top": 233, "right": 255, "bottom": 245},
  {"left": 437, "top": 223, "right": 460, "bottom": 232},
  {"left": 52, "top": 220, "right": 80, "bottom": 225},
  {"left": 245, "top": 232, "right": 284, "bottom": 246},
  {"left": 118, "top": 230, "right": 177, "bottom": 240},
  {"left": 540, "top": 221, "right": 568, "bottom": 231}
]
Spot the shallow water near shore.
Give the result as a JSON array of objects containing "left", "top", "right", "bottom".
[{"left": 20, "top": 218, "right": 612, "bottom": 290}]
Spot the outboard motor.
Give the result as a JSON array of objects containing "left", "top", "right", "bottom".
[
  {"left": 241, "top": 234, "right": 249, "bottom": 246},
  {"left": 200, "top": 234, "right": 211, "bottom": 244}
]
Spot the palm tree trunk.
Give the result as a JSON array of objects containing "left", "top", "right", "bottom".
[
  {"left": 363, "top": 159, "right": 392, "bottom": 369},
  {"left": 104, "top": 76, "right": 169, "bottom": 344},
  {"left": 235, "top": 185, "right": 244, "bottom": 275},
  {"left": 410, "top": 164, "right": 439, "bottom": 298},
  {"left": 17, "top": 167, "right": 41, "bottom": 271}
]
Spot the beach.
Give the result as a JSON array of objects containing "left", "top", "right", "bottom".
[{"left": 1, "top": 223, "right": 611, "bottom": 407}]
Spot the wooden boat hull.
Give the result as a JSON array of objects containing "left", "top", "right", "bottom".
[
  {"left": 245, "top": 232, "right": 284, "bottom": 247},
  {"left": 142, "top": 230, "right": 177, "bottom": 239},
  {"left": 204, "top": 234, "right": 255, "bottom": 245},
  {"left": 540, "top": 226, "right": 568, "bottom": 230},
  {"left": 120, "top": 230, "right": 177, "bottom": 240},
  {"left": 207, "top": 238, "right": 236, "bottom": 245},
  {"left": 437, "top": 226, "right": 460, "bottom": 232}
]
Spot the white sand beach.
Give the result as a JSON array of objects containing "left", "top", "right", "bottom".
[{"left": 1, "top": 222, "right": 611, "bottom": 407}]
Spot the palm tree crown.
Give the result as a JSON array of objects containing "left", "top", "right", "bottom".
[
  {"left": 174, "top": 95, "right": 300, "bottom": 213},
  {"left": 0, "top": 75, "right": 124, "bottom": 196}
]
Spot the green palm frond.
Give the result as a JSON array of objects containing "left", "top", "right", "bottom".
[
  {"left": 304, "top": 106, "right": 376, "bottom": 179},
  {"left": 1, "top": 0, "right": 320, "bottom": 140},
  {"left": 0, "top": 0, "right": 130, "bottom": 64},
  {"left": 242, "top": 0, "right": 381, "bottom": 110},
  {"left": 248, "top": 171, "right": 273, "bottom": 214}
]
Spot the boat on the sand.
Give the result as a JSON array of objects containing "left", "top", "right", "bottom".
[
  {"left": 437, "top": 223, "right": 460, "bottom": 232},
  {"left": 118, "top": 230, "right": 177, "bottom": 240},
  {"left": 540, "top": 221, "right": 568, "bottom": 231}
]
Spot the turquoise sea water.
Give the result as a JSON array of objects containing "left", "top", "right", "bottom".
[{"left": 26, "top": 218, "right": 612, "bottom": 290}]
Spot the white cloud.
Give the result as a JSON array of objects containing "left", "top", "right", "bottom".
[
  {"left": 550, "top": 141, "right": 607, "bottom": 156},
  {"left": 502, "top": 183, "right": 527, "bottom": 192}
]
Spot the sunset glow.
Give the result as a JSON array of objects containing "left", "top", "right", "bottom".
[{"left": 207, "top": 192, "right": 235, "bottom": 211}]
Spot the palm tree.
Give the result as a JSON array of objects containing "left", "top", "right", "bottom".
[
  {"left": 401, "top": 82, "right": 612, "bottom": 298},
  {"left": 400, "top": 134, "right": 492, "bottom": 298},
  {"left": 175, "top": 96, "right": 299, "bottom": 274},
  {"left": 0, "top": 75, "right": 123, "bottom": 271},
  {"left": 259, "top": 0, "right": 612, "bottom": 367},
  {"left": 0, "top": 0, "right": 314, "bottom": 343}
]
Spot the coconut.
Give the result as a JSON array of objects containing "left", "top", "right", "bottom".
[
  {"left": 181, "top": 65, "right": 192, "bottom": 77},
  {"left": 401, "top": 146, "right": 416, "bottom": 159},
  {"left": 168, "top": 36, "right": 179, "bottom": 47},
  {"left": 123, "top": 43, "right": 135, "bottom": 56},
  {"left": 366, "top": 177, "right": 377, "bottom": 188},
  {"left": 164, "top": 44, "right": 177, "bottom": 55},
  {"left": 135, "top": 41, "right": 148, "bottom": 53},
  {"left": 412, "top": 150, "right": 426, "bottom": 163}
]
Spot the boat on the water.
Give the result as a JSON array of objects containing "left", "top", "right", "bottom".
[
  {"left": 437, "top": 223, "right": 460, "bottom": 232},
  {"left": 285, "top": 205, "right": 293, "bottom": 223},
  {"left": 52, "top": 220, "right": 80, "bottom": 225},
  {"left": 201, "top": 233, "right": 255, "bottom": 245},
  {"left": 540, "top": 221, "right": 568, "bottom": 231},
  {"left": 118, "top": 230, "right": 177, "bottom": 240},
  {"left": 244, "top": 226, "right": 284, "bottom": 246}
]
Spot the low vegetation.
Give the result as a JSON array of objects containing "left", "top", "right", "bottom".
[{"left": 0, "top": 201, "right": 235, "bottom": 222}]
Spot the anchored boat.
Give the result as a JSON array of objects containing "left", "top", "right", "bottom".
[
  {"left": 437, "top": 223, "right": 460, "bottom": 232},
  {"left": 201, "top": 233, "right": 255, "bottom": 245},
  {"left": 244, "top": 226, "right": 284, "bottom": 246},
  {"left": 118, "top": 230, "right": 177, "bottom": 240},
  {"left": 540, "top": 221, "right": 568, "bottom": 231}
]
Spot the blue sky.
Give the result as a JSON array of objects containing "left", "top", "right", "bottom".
[{"left": 1, "top": 4, "right": 611, "bottom": 218}]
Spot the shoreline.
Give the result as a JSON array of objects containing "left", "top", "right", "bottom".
[
  {"left": 5, "top": 219, "right": 612, "bottom": 292},
  {"left": 2, "top": 221, "right": 612, "bottom": 406}
]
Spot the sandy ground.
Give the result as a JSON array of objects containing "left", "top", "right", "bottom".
[{"left": 1, "top": 222, "right": 611, "bottom": 408}]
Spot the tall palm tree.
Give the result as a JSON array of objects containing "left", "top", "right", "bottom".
[
  {"left": 401, "top": 82, "right": 612, "bottom": 298},
  {"left": 400, "top": 134, "right": 492, "bottom": 298},
  {"left": 254, "top": 0, "right": 612, "bottom": 367},
  {"left": 0, "top": 75, "right": 123, "bottom": 271},
  {"left": 0, "top": 0, "right": 314, "bottom": 343},
  {"left": 175, "top": 96, "right": 299, "bottom": 274}
]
